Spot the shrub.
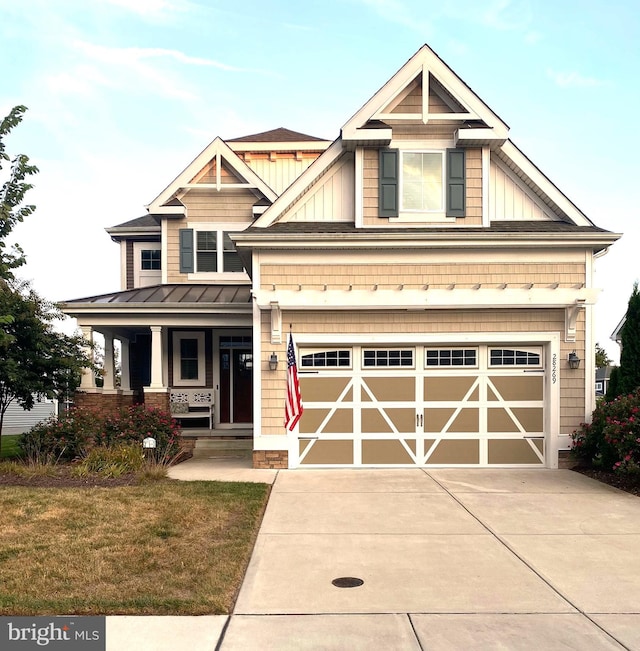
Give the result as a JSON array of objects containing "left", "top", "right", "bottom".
[
  {"left": 74, "top": 444, "right": 145, "bottom": 478},
  {"left": 19, "top": 405, "right": 182, "bottom": 464},
  {"left": 572, "top": 388, "right": 640, "bottom": 472}
]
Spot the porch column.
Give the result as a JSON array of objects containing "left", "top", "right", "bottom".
[
  {"left": 149, "top": 326, "right": 164, "bottom": 389},
  {"left": 119, "top": 338, "right": 131, "bottom": 391},
  {"left": 79, "top": 326, "right": 95, "bottom": 389},
  {"left": 103, "top": 333, "right": 115, "bottom": 390}
]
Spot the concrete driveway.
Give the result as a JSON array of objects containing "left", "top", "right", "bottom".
[{"left": 220, "top": 469, "right": 640, "bottom": 650}]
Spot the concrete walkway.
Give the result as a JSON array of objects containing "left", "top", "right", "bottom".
[{"left": 112, "top": 463, "right": 640, "bottom": 650}]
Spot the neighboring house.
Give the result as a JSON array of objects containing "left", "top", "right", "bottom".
[
  {"left": 2, "top": 398, "right": 56, "bottom": 436},
  {"left": 595, "top": 366, "right": 614, "bottom": 397},
  {"left": 62, "top": 44, "right": 620, "bottom": 469}
]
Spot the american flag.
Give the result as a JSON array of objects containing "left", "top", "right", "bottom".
[{"left": 285, "top": 333, "right": 303, "bottom": 431}]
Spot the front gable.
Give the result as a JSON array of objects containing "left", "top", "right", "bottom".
[{"left": 254, "top": 44, "right": 593, "bottom": 230}]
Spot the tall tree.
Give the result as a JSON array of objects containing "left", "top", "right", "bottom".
[
  {"left": 0, "top": 281, "right": 94, "bottom": 447},
  {"left": 0, "top": 106, "right": 94, "bottom": 452},
  {"left": 0, "top": 105, "right": 38, "bottom": 280},
  {"left": 595, "top": 342, "right": 612, "bottom": 369},
  {"left": 617, "top": 282, "right": 640, "bottom": 396}
]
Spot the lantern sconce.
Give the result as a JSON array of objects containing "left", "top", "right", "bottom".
[
  {"left": 269, "top": 352, "right": 279, "bottom": 371},
  {"left": 567, "top": 351, "right": 581, "bottom": 370}
]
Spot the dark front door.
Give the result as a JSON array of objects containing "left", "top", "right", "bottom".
[
  {"left": 219, "top": 348, "right": 253, "bottom": 423},
  {"left": 233, "top": 350, "right": 253, "bottom": 423}
]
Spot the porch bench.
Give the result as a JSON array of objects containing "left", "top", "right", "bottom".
[{"left": 169, "top": 389, "right": 214, "bottom": 429}]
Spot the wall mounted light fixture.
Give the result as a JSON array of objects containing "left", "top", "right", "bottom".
[
  {"left": 568, "top": 351, "right": 581, "bottom": 370},
  {"left": 269, "top": 352, "right": 278, "bottom": 371}
]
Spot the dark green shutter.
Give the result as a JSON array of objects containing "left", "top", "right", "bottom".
[
  {"left": 446, "top": 148, "right": 466, "bottom": 218},
  {"left": 379, "top": 149, "right": 399, "bottom": 217},
  {"left": 179, "top": 228, "right": 194, "bottom": 273}
]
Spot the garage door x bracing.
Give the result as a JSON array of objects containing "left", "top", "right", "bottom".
[{"left": 295, "top": 345, "right": 546, "bottom": 467}]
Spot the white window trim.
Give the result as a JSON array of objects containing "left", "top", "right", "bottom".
[
  {"left": 362, "top": 348, "right": 415, "bottom": 369},
  {"left": 488, "top": 346, "right": 543, "bottom": 368},
  {"left": 172, "top": 331, "right": 205, "bottom": 387},
  {"left": 187, "top": 221, "right": 251, "bottom": 280},
  {"left": 133, "top": 242, "right": 161, "bottom": 288},
  {"left": 299, "top": 348, "right": 353, "bottom": 370},
  {"left": 425, "top": 347, "right": 479, "bottom": 369}
]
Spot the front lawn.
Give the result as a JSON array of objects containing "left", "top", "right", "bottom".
[
  {"left": 0, "top": 479, "right": 269, "bottom": 615},
  {"left": 0, "top": 435, "right": 21, "bottom": 460}
]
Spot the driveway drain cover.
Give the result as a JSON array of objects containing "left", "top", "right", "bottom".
[{"left": 332, "top": 577, "right": 364, "bottom": 588}]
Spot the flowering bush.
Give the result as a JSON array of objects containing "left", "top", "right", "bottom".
[
  {"left": 572, "top": 389, "right": 640, "bottom": 473},
  {"left": 19, "top": 405, "right": 182, "bottom": 463}
]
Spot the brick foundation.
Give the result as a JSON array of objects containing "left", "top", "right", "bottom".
[
  {"left": 73, "top": 391, "right": 134, "bottom": 411},
  {"left": 143, "top": 391, "right": 170, "bottom": 412},
  {"left": 558, "top": 450, "right": 575, "bottom": 469},
  {"left": 253, "top": 450, "right": 288, "bottom": 469}
]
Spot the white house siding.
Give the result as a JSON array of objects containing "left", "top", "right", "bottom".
[
  {"left": 283, "top": 153, "right": 355, "bottom": 222},
  {"left": 244, "top": 155, "right": 319, "bottom": 195},
  {"left": 3, "top": 399, "right": 56, "bottom": 435},
  {"left": 490, "top": 156, "right": 557, "bottom": 221}
]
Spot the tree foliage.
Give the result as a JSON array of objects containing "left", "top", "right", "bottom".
[
  {"left": 0, "top": 105, "right": 38, "bottom": 280},
  {"left": 0, "top": 281, "right": 95, "bottom": 446},
  {"left": 617, "top": 283, "right": 640, "bottom": 396},
  {"left": 0, "top": 106, "right": 95, "bottom": 452},
  {"left": 595, "top": 342, "right": 611, "bottom": 369}
]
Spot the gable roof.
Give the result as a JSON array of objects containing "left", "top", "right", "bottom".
[
  {"left": 341, "top": 44, "right": 509, "bottom": 146},
  {"left": 146, "top": 136, "right": 278, "bottom": 214},
  {"left": 227, "top": 127, "right": 326, "bottom": 143},
  {"left": 252, "top": 44, "right": 600, "bottom": 229}
]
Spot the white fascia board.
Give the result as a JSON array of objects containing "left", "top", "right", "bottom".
[
  {"left": 228, "top": 141, "right": 332, "bottom": 153},
  {"left": 152, "top": 205, "right": 186, "bottom": 216},
  {"left": 455, "top": 128, "right": 508, "bottom": 148},
  {"left": 341, "top": 45, "right": 509, "bottom": 140},
  {"left": 147, "top": 137, "right": 277, "bottom": 212},
  {"left": 254, "top": 287, "right": 600, "bottom": 310},
  {"left": 499, "top": 140, "right": 593, "bottom": 227},
  {"left": 251, "top": 139, "right": 344, "bottom": 228},
  {"left": 233, "top": 231, "right": 621, "bottom": 251}
]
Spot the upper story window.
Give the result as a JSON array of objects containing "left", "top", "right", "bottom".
[
  {"left": 401, "top": 151, "right": 444, "bottom": 212},
  {"left": 141, "top": 249, "right": 161, "bottom": 270},
  {"left": 179, "top": 227, "right": 245, "bottom": 276}
]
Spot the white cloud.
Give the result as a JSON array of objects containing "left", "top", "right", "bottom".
[
  {"left": 97, "top": 0, "right": 190, "bottom": 18},
  {"left": 547, "top": 69, "right": 605, "bottom": 88},
  {"left": 74, "top": 41, "right": 247, "bottom": 72}
]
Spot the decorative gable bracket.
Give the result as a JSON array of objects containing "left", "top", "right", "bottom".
[{"left": 565, "top": 300, "right": 586, "bottom": 343}]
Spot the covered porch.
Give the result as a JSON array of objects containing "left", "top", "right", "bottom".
[{"left": 62, "top": 284, "right": 255, "bottom": 441}]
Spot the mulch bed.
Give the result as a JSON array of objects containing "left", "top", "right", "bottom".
[
  {"left": 0, "top": 466, "right": 144, "bottom": 488},
  {"left": 571, "top": 466, "right": 640, "bottom": 497}
]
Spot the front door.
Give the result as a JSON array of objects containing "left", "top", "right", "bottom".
[{"left": 219, "top": 348, "right": 253, "bottom": 424}]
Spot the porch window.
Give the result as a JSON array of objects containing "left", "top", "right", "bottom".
[{"left": 172, "top": 332, "right": 205, "bottom": 386}]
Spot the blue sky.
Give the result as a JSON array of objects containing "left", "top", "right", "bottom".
[{"left": 0, "top": 0, "right": 637, "bottom": 361}]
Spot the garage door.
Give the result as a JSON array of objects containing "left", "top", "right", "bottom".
[{"left": 295, "top": 345, "right": 546, "bottom": 467}]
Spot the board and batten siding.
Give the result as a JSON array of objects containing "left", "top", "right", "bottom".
[
  {"left": 259, "top": 308, "right": 585, "bottom": 438},
  {"left": 165, "top": 188, "right": 256, "bottom": 283},
  {"left": 282, "top": 153, "right": 355, "bottom": 222},
  {"left": 243, "top": 153, "right": 322, "bottom": 195},
  {"left": 490, "top": 155, "right": 557, "bottom": 221}
]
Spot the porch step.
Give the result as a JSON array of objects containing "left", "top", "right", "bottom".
[{"left": 192, "top": 438, "right": 253, "bottom": 459}]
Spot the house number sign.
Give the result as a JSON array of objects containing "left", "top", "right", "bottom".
[{"left": 551, "top": 353, "right": 557, "bottom": 384}]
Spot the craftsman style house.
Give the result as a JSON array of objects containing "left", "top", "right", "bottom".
[{"left": 63, "top": 45, "right": 620, "bottom": 469}]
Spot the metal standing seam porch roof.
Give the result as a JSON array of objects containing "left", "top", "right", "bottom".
[{"left": 63, "top": 284, "right": 251, "bottom": 307}]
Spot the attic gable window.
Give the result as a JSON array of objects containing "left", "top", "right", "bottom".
[{"left": 401, "top": 152, "right": 444, "bottom": 211}]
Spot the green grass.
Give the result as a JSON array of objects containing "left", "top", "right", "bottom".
[
  {"left": 0, "top": 435, "right": 21, "bottom": 460},
  {"left": 0, "top": 480, "right": 270, "bottom": 615}
]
